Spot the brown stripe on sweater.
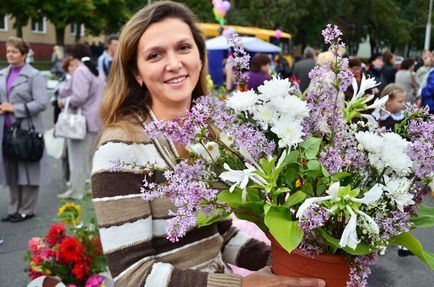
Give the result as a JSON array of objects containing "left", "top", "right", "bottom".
[
  {"left": 150, "top": 197, "right": 176, "bottom": 219},
  {"left": 93, "top": 197, "right": 152, "bottom": 227},
  {"left": 98, "top": 124, "right": 152, "bottom": 146},
  {"left": 105, "top": 240, "right": 155, "bottom": 279},
  {"left": 103, "top": 224, "right": 218, "bottom": 278},
  {"left": 159, "top": 234, "right": 223, "bottom": 269},
  {"left": 92, "top": 170, "right": 166, "bottom": 199},
  {"left": 153, "top": 223, "right": 219, "bottom": 255},
  {"left": 116, "top": 259, "right": 154, "bottom": 287},
  {"left": 218, "top": 219, "right": 239, "bottom": 251},
  {"left": 236, "top": 238, "right": 270, "bottom": 271},
  {"left": 168, "top": 269, "right": 208, "bottom": 287}
]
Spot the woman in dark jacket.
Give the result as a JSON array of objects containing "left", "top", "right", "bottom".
[
  {"left": 381, "top": 51, "right": 397, "bottom": 87},
  {"left": 0, "top": 37, "right": 48, "bottom": 222}
]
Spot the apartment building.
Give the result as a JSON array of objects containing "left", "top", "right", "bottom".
[{"left": 0, "top": 15, "right": 103, "bottom": 60}]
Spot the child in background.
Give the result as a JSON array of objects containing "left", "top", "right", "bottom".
[{"left": 378, "top": 84, "right": 407, "bottom": 131}]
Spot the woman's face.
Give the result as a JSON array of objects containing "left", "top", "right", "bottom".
[
  {"left": 6, "top": 45, "right": 26, "bottom": 66},
  {"left": 135, "top": 18, "right": 202, "bottom": 109}
]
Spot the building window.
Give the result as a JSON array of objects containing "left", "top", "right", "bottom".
[
  {"left": 70, "top": 22, "right": 85, "bottom": 36},
  {"left": 31, "top": 17, "right": 47, "bottom": 33},
  {"left": 0, "top": 15, "right": 7, "bottom": 32}
]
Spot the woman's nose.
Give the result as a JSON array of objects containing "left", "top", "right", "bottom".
[{"left": 165, "top": 52, "right": 182, "bottom": 72}]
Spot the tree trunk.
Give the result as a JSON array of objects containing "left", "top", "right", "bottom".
[
  {"left": 75, "top": 23, "right": 81, "bottom": 43},
  {"left": 16, "top": 25, "right": 23, "bottom": 38},
  {"left": 55, "top": 27, "right": 65, "bottom": 46}
]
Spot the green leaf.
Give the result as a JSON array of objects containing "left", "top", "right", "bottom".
[
  {"left": 389, "top": 232, "right": 434, "bottom": 270},
  {"left": 332, "top": 172, "right": 351, "bottom": 182},
  {"left": 318, "top": 228, "right": 374, "bottom": 255},
  {"left": 281, "top": 150, "right": 300, "bottom": 166},
  {"left": 196, "top": 209, "right": 230, "bottom": 227},
  {"left": 302, "top": 181, "right": 314, "bottom": 195},
  {"left": 306, "top": 160, "right": 323, "bottom": 177},
  {"left": 410, "top": 204, "right": 434, "bottom": 228},
  {"left": 283, "top": 191, "right": 306, "bottom": 207},
  {"left": 300, "top": 137, "right": 322, "bottom": 159},
  {"left": 264, "top": 206, "right": 303, "bottom": 253}
]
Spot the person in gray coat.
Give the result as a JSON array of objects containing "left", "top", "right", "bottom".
[
  {"left": 0, "top": 37, "right": 48, "bottom": 223},
  {"left": 292, "top": 46, "right": 316, "bottom": 92}
]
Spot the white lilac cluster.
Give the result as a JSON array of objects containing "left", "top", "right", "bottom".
[
  {"left": 226, "top": 76, "right": 309, "bottom": 149},
  {"left": 355, "top": 131, "right": 413, "bottom": 176}
]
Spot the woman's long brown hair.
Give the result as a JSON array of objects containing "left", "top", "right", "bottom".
[{"left": 100, "top": 1, "right": 209, "bottom": 133}]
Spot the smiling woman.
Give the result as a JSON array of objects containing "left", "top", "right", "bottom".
[{"left": 91, "top": 2, "right": 325, "bottom": 287}]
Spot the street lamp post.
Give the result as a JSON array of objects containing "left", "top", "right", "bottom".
[{"left": 425, "top": 0, "right": 433, "bottom": 50}]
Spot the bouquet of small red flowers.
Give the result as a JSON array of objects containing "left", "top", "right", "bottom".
[{"left": 25, "top": 202, "right": 107, "bottom": 286}]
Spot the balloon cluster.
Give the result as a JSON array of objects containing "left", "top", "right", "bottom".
[{"left": 212, "top": 0, "right": 231, "bottom": 26}]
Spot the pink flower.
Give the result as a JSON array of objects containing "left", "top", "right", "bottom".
[
  {"left": 28, "top": 237, "right": 46, "bottom": 256},
  {"left": 85, "top": 274, "right": 105, "bottom": 287},
  {"left": 67, "top": 285, "right": 78, "bottom": 287}
]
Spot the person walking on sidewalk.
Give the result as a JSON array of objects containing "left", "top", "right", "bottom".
[
  {"left": 57, "top": 44, "right": 105, "bottom": 200},
  {"left": 0, "top": 37, "right": 48, "bottom": 223}
]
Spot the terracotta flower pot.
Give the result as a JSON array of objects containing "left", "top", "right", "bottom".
[{"left": 267, "top": 235, "right": 350, "bottom": 286}]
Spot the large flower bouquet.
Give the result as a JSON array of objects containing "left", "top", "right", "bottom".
[
  {"left": 132, "top": 26, "right": 434, "bottom": 286},
  {"left": 25, "top": 202, "right": 107, "bottom": 287}
]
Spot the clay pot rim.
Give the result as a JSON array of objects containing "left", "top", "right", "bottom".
[{"left": 266, "top": 233, "right": 348, "bottom": 264}]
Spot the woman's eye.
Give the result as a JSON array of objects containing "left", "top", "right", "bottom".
[
  {"left": 147, "top": 53, "right": 161, "bottom": 61},
  {"left": 179, "top": 44, "right": 191, "bottom": 52}
]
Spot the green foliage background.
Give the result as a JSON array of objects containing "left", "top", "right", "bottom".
[{"left": 1, "top": 0, "right": 433, "bottom": 54}]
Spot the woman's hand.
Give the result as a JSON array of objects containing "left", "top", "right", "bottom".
[
  {"left": 58, "top": 98, "right": 65, "bottom": 109},
  {"left": 0, "top": 102, "right": 15, "bottom": 114},
  {"left": 241, "top": 267, "right": 326, "bottom": 287}
]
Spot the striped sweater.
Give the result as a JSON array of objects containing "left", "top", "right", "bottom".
[{"left": 91, "top": 118, "right": 270, "bottom": 287}]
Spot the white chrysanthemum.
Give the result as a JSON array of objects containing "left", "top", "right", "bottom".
[
  {"left": 187, "top": 141, "right": 220, "bottom": 163},
  {"left": 226, "top": 90, "right": 258, "bottom": 113},
  {"left": 270, "top": 117, "right": 304, "bottom": 148},
  {"left": 381, "top": 133, "right": 413, "bottom": 175},
  {"left": 253, "top": 103, "right": 276, "bottom": 129},
  {"left": 269, "top": 95, "right": 309, "bottom": 120},
  {"left": 219, "top": 133, "right": 235, "bottom": 147},
  {"left": 355, "top": 131, "right": 383, "bottom": 153},
  {"left": 257, "top": 76, "right": 291, "bottom": 100},
  {"left": 384, "top": 176, "right": 414, "bottom": 212}
]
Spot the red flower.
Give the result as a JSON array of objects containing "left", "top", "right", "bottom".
[
  {"left": 46, "top": 223, "right": 65, "bottom": 247},
  {"left": 27, "top": 269, "right": 43, "bottom": 280},
  {"left": 58, "top": 237, "right": 84, "bottom": 264},
  {"left": 72, "top": 261, "right": 89, "bottom": 281}
]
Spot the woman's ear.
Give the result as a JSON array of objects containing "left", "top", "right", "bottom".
[{"left": 135, "top": 74, "right": 144, "bottom": 86}]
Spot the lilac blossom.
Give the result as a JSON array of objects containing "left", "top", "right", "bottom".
[
  {"left": 405, "top": 184, "right": 430, "bottom": 216},
  {"left": 376, "top": 210, "right": 411, "bottom": 242},
  {"left": 141, "top": 160, "right": 219, "bottom": 242},
  {"left": 322, "top": 24, "right": 343, "bottom": 44},
  {"left": 298, "top": 232, "right": 324, "bottom": 257},
  {"left": 407, "top": 119, "right": 434, "bottom": 178},
  {"left": 347, "top": 253, "right": 378, "bottom": 287},
  {"left": 298, "top": 204, "right": 330, "bottom": 233},
  {"left": 229, "top": 124, "right": 275, "bottom": 160},
  {"left": 225, "top": 32, "right": 250, "bottom": 87},
  {"left": 145, "top": 96, "right": 212, "bottom": 145}
]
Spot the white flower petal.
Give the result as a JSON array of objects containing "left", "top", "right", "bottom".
[
  {"left": 352, "top": 184, "right": 383, "bottom": 205},
  {"left": 339, "top": 207, "right": 360, "bottom": 250}
]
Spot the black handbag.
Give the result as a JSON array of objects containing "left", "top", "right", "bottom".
[{"left": 2, "top": 104, "right": 44, "bottom": 162}]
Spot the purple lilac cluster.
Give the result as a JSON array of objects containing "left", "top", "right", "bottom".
[
  {"left": 319, "top": 129, "right": 367, "bottom": 174},
  {"left": 225, "top": 32, "right": 250, "bottom": 86},
  {"left": 346, "top": 253, "right": 378, "bottom": 287},
  {"left": 229, "top": 124, "right": 275, "bottom": 160},
  {"left": 376, "top": 210, "right": 411, "bottom": 242},
  {"left": 298, "top": 205, "right": 330, "bottom": 257},
  {"left": 298, "top": 232, "right": 324, "bottom": 257},
  {"left": 298, "top": 204, "right": 330, "bottom": 233},
  {"left": 405, "top": 184, "right": 430, "bottom": 216},
  {"left": 141, "top": 160, "right": 219, "bottom": 242},
  {"left": 406, "top": 119, "right": 434, "bottom": 179},
  {"left": 145, "top": 96, "right": 212, "bottom": 145},
  {"left": 321, "top": 24, "right": 343, "bottom": 45}
]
